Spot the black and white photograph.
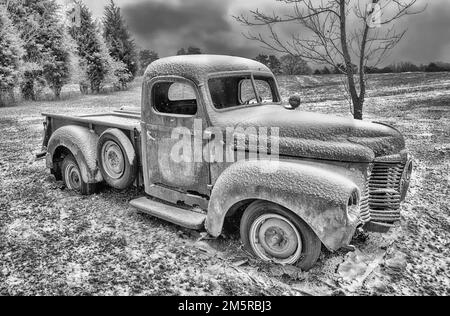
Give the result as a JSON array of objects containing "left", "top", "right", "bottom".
[{"left": 0, "top": 0, "right": 448, "bottom": 299}]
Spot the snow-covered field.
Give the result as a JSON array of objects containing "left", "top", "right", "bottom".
[{"left": 0, "top": 72, "right": 449, "bottom": 295}]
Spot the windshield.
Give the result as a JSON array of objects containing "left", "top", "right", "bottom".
[{"left": 208, "top": 74, "right": 279, "bottom": 110}]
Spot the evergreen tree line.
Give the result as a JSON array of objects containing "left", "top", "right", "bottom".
[{"left": 0, "top": 0, "right": 139, "bottom": 106}]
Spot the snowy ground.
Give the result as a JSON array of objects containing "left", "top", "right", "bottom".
[{"left": 0, "top": 72, "right": 449, "bottom": 295}]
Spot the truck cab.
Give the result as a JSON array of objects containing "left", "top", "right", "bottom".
[{"left": 39, "top": 55, "right": 413, "bottom": 270}]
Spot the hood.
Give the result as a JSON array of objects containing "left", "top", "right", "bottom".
[{"left": 210, "top": 104, "right": 405, "bottom": 162}]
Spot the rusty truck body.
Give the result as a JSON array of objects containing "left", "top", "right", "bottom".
[{"left": 38, "top": 55, "right": 413, "bottom": 270}]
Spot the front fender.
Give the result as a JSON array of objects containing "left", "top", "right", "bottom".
[
  {"left": 47, "top": 125, "right": 102, "bottom": 183},
  {"left": 206, "top": 159, "right": 361, "bottom": 251}
]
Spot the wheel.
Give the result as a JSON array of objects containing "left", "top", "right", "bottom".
[
  {"left": 97, "top": 129, "right": 137, "bottom": 190},
  {"left": 240, "top": 201, "right": 321, "bottom": 270},
  {"left": 62, "top": 154, "right": 96, "bottom": 195}
]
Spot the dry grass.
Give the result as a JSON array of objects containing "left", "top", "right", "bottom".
[{"left": 0, "top": 72, "right": 449, "bottom": 296}]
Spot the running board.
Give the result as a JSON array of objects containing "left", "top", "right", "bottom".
[{"left": 130, "top": 197, "right": 206, "bottom": 230}]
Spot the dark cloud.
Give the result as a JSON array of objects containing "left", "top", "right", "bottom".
[
  {"left": 121, "top": 0, "right": 257, "bottom": 57},
  {"left": 110, "top": 0, "right": 450, "bottom": 63},
  {"left": 392, "top": 1, "right": 450, "bottom": 64},
  {"left": 123, "top": 0, "right": 230, "bottom": 37}
]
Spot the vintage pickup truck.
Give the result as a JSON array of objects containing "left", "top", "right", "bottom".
[{"left": 38, "top": 55, "right": 413, "bottom": 270}]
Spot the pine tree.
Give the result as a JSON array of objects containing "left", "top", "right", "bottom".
[
  {"left": 0, "top": 8, "right": 24, "bottom": 106},
  {"left": 41, "top": 2, "right": 72, "bottom": 99},
  {"left": 69, "top": 4, "right": 110, "bottom": 94},
  {"left": 8, "top": 0, "right": 46, "bottom": 100},
  {"left": 8, "top": 0, "right": 72, "bottom": 100},
  {"left": 99, "top": 29, "right": 131, "bottom": 90},
  {"left": 103, "top": 0, "right": 137, "bottom": 80}
]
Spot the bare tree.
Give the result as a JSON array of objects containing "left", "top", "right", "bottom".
[{"left": 236, "top": 0, "right": 425, "bottom": 119}]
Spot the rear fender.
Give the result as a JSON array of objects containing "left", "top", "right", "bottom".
[
  {"left": 47, "top": 125, "right": 102, "bottom": 183},
  {"left": 206, "top": 160, "right": 360, "bottom": 251}
]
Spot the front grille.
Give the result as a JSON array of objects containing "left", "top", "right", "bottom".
[{"left": 368, "top": 162, "right": 405, "bottom": 224}]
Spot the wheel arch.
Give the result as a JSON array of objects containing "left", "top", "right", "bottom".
[
  {"left": 46, "top": 125, "right": 103, "bottom": 184},
  {"left": 206, "top": 160, "right": 361, "bottom": 251}
]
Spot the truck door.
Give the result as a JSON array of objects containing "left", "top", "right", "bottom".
[{"left": 141, "top": 77, "right": 210, "bottom": 198}]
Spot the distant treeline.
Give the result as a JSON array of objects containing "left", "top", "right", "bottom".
[
  {"left": 314, "top": 61, "right": 450, "bottom": 75},
  {"left": 250, "top": 54, "right": 450, "bottom": 76},
  {"left": 138, "top": 51, "right": 450, "bottom": 76}
]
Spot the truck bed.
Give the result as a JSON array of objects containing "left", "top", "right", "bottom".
[
  {"left": 39, "top": 107, "right": 143, "bottom": 163},
  {"left": 42, "top": 107, "right": 142, "bottom": 131}
]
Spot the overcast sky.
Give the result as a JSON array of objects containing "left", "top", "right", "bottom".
[{"left": 81, "top": 0, "right": 449, "bottom": 65}]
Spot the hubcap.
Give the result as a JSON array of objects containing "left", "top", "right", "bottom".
[
  {"left": 102, "top": 140, "right": 125, "bottom": 179},
  {"left": 250, "top": 214, "right": 302, "bottom": 265},
  {"left": 65, "top": 162, "right": 81, "bottom": 191}
]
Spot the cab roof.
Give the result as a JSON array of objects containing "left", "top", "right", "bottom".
[{"left": 144, "top": 55, "right": 272, "bottom": 84}]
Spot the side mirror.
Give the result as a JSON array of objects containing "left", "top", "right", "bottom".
[{"left": 285, "top": 94, "right": 301, "bottom": 110}]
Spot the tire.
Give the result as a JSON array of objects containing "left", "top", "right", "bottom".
[
  {"left": 62, "top": 154, "right": 97, "bottom": 195},
  {"left": 240, "top": 200, "right": 321, "bottom": 271},
  {"left": 97, "top": 129, "right": 137, "bottom": 190}
]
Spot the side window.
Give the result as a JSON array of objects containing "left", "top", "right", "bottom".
[{"left": 152, "top": 82, "right": 197, "bottom": 115}]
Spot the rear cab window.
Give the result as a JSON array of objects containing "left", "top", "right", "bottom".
[{"left": 152, "top": 81, "right": 198, "bottom": 115}]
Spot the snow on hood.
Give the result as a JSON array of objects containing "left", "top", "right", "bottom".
[{"left": 209, "top": 104, "right": 405, "bottom": 162}]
